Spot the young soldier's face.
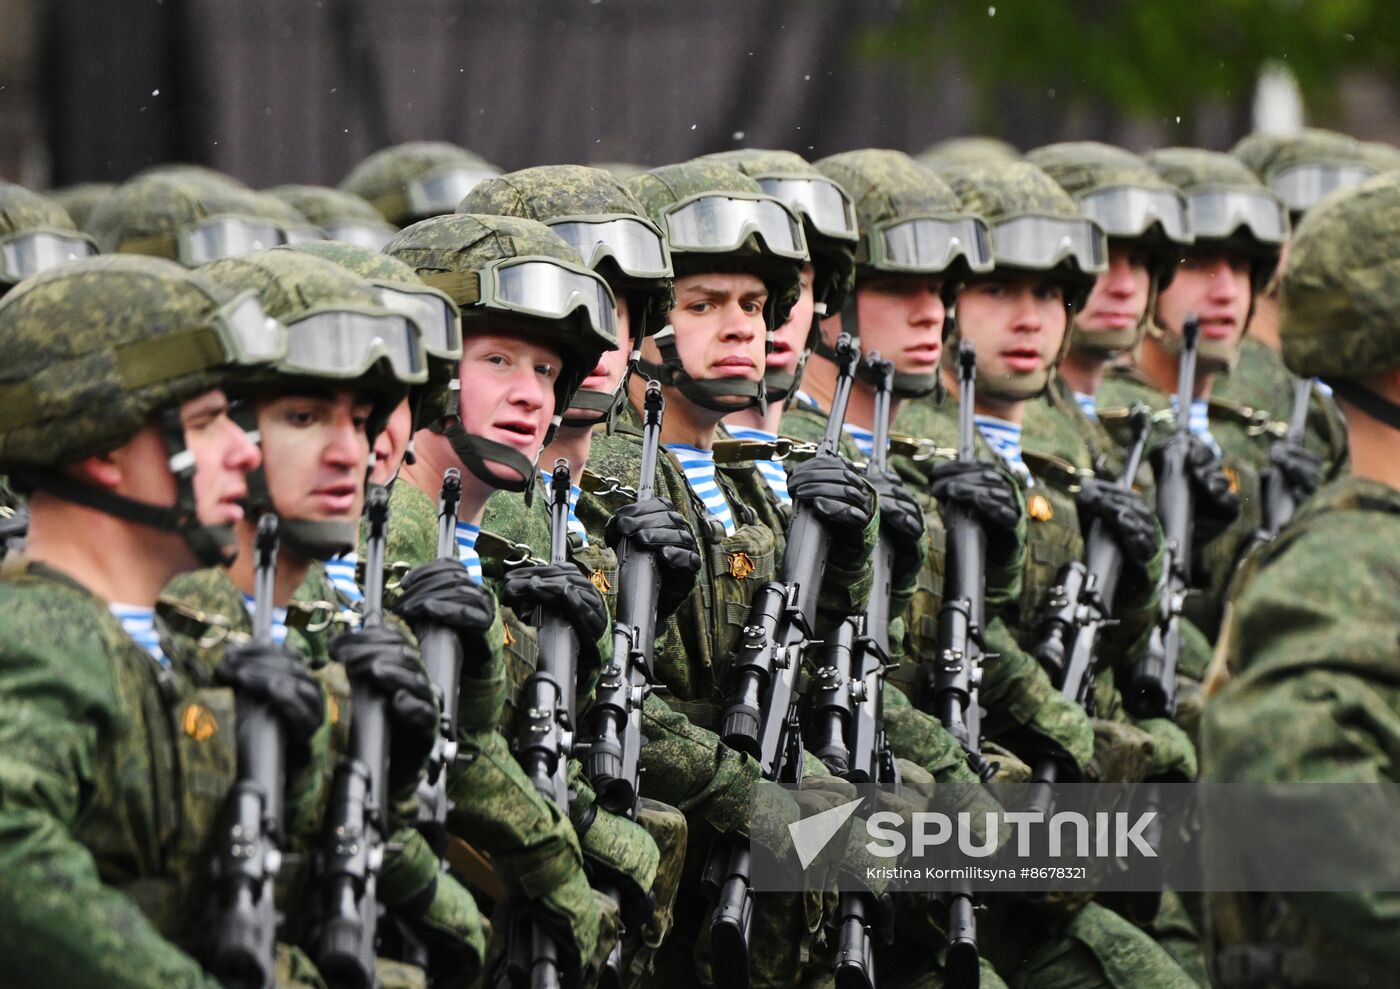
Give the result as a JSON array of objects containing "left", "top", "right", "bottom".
[
  {"left": 853, "top": 273, "right": 946, "bottom": 377},
  {"left": 1156, "top": 251, "right": 1252, "bottom": 353},
  {"left": 655, "top": 272, "right": 767, "bottom": 406},
  {"left": 955, "top": 275, "right": 1067, "bottom": 382},
  {"left": 767, "top": 264, "right": 816, "bottom": 379},
  {"left": 370, "top": 398, "right": 414, "bottom": 486},
  {"left": 457, "top": 331, "right": 561, "bottom": 483},
  {"left": 1077, "top": 243, "right": 1152, "bottom": 335},
  {"left": 568, "top": 294, "right": 632, "bottom": 419},
  {"left": 258, "top": 390, "right": 374, "bottom": 523},
  {"left": 183, "top": 389, "right": 263, "bottom": 529}
]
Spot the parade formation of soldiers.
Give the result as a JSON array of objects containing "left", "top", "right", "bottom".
[{"left": 0, "top": 125, "right": 1398, "bottom": 989}]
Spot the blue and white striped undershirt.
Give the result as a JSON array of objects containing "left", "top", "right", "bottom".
[
  {"left": 541, "top": 471, "right": 589, "bottom": 545},
  {"left": 791, "top": 390, "right": 822, "bottom": 413},
  {"left": 842, "top": 423, "right": 876, "bottom": 459},
  {"left": 110, "top": 604, "right": 169, "bottom": 668},
  {"left": 1074, "top": 391, "right": 1099, "bottom": 422},
  {"left": 454, "top": 522, "right": 485, "bottom": 584},
  {"left": 724, "top": 426, "right": 791, "bottom": 507},
  {"left": 1171, "top": 397, "right": 1222, "bottom": 458},
  {"left": 666, "top": 444, "right": 736, "bottom": 536},
  {"left": 1312, "top": 378, "right": 1333, "bottom": 399},
  {"left": 241, "top": 594, "right": 290, "bottom": 645},
  {"left": 323, "top": 553, "right": 364, "bottom": 603},
  {"left": 975, "top": 415, "right": 1033, "bottom": 483}
]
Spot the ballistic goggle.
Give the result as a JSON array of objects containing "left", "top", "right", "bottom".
[
  {"left": 1185, "top": 188, "right": 1289, "bottom": 245},
  {"left": 282, "top": 225, "right": 326, "bottom": 246},
  {"left": 434, "top": 256, "right": 618, "bottom": 350},
  {"left": 177, "top": 216, "right": 289, "bottom": 266},
  {"left": 755, "top": 176, "right": 859, "bottom": 242},
  {"left": 869, "top": 215, "right": 995, "bottom": 274},
  {"left": 1077, "top": 186, "right": 1193, "bottom": 244},
  {"left": 989, "top": 215, "right": 1108, "bottom": 273},
  {"left": 662, "top": 193, "right": 809, "bottom": 260},
  {"left": 0, "top": 229, "right": 98, "bottom": 283},
  {"left": 548, "top": 215, "right": 672, "bottom": 280},
  {"left": 321, "top": 220, "right": 397, "bottom": 250},
  {"left": 282, "top": 307, "right": 428, "bottom": 384},
  {"left": 405, "top": 167, "right": 501, "bottom": 218},
  {"left": 1267, "top": 162, "right": 1377, "bottom": 214},
  {"left": 159, "top": 290, "right": 289, "bottom": 369},
  {"left": 373, "top": 281, "right": 463, "bottom": 360}
]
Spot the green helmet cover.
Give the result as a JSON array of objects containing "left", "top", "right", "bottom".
[{"left": 341, "top": 141, "right": 500, "bottom": 227}]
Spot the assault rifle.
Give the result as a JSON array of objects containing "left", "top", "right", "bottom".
[
  {"left": 705, "top": 333, "right": 860, "bottom": 989},
  {"left": 1256, "top": 376, "right": 1314, "bottom": 542},
  {"left": 926, "top": 343, "right": 993, "bottom": 989},
  {"left": 808, "top": 354, "right": 902, "bottom": 989},
  {"left": 584, "top": 380, "right": 665, "bottom": 819},
  {"left": 316, "top": 485, "right": 392, "bottom": 989},
  {"left": 208, "top": 514, "right": 285, "bottom": 989}
]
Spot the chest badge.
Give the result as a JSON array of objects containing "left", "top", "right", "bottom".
[
  {"left": 1223, "top": 466, "right": 1241, "bottom": 495},
  {"left": 1028, "top": 493, "right": 1055, "bottom": 522},
  {"left": 327, "top": 695, "right": 342, "bottom": 726},
  {"left": 728, "top": 551, "right": 756, "bottom": 580},
  {"left": 181, "top": 703, "right": 218, "bottom": 742},
  {"left": 589, "top": 569, "right": 612, "bottom": 594}
]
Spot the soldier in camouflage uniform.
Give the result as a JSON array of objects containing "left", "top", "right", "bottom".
[
  {"left": 0, "top": 255, "right": 335, "bottom": 987},
  {"left": 341, "top": 141, "right": 501, "bottom": 229},
  {"left": 1201, "top": 170, "right": 1400, "bottom": 989},
  {"left": 267, "top": 184, "right": 398, "bottom": 250},
  {"left": 156, "top": 249, "right": 484, "bottom": 988}
]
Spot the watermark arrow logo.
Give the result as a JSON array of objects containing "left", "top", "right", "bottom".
[{"left": 789, "top": 796, "right": 864, "bottom": 870}]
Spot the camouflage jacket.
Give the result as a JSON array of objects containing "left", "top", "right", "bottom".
[
  {"left": 1202, "top": 475, "right": 1400, "bottom": 986},
  {"left": 0, "top": 557, "right": 325, "bottom": 988}
]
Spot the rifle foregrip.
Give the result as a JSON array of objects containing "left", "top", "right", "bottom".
[
  {"left": 834, "top": 895, "right": 875, "bottom": 989},
  {"left": 944, "top": 898, "right": 979, "bottom": 988}
]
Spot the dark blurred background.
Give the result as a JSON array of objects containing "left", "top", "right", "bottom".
[{"left": 4, "top": 0, "right": 1399, "bottom": 190}]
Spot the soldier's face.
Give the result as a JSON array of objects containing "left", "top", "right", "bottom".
[
  {"left": 257, "top": 390, "right": 373, "bottom": 523},
  {"left": 456, "top": 331, "right": 561, "bottom": 483},
  {"left": 569, "top": 295, "right": 632, "bottom": 418},
  {"left": 1156, "top": 251, "right": 1251, "bottom": 352},
  {"left": 955, "top": 276, "right": 1067, "bottom": 381},
  {"left": 182, "top": 388, "right": 262, "bottom": 529},
  {"left": 652, "top": 272, "right": 767, "bottom": 406},
  {"left": 1078, "top": 244, "right": 1151, "bottom": 334},
  {"left": 371, "top": 398, "right": 414, "bottom": 486},
  {"left": 853, "top": 273, "right": 946, "bottom": 377},
  {"left": 768, "top": 264, "right": 816, "bottom": 378}
]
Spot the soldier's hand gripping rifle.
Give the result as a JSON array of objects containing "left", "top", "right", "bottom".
[
  {"left": 413, "top": 468, "right": 464, "bottom": 853},
  {"left": 316, "top": 486, "right": 392, "bottom": 989},
  {"left": 584, "top": 381, "right": 665, "bottom": 819},
  {"left": 927, "top": 343, "right": 992, "bottom": 989},
  {"left": 1125, "top": 316, "right": 1200, "bottom": 722},
  {"left": 807, "top": 354, "right": 903, "bottom": 989},
  {"left": 209, "top": 514, "right": 285, "bottom": 989},
  {"left": 1256, "top": 375, "right": 1315, "bottom": 543},
  {"left": 705, "top": 333, "right": 861, "bottom": 989}
]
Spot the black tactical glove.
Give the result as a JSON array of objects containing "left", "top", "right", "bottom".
[
  {"left": 501, "top": 562, "right": 609, "bottom": 671},
  {"left": 329, "top": 624, "right": 439, "bottom": 795},
  {"left": 927, "top": 458, "right": 1022, "bottom": 565},
  {"left": 864, "top": 467, "right": 925, "bottom": 584},
  {"left": 1154, "top": 434, "right": 1241, "bottom": 548},
  {"left": 217, "top": 640, "right": 325, "bottom": 773},
  {"left": 1267, "top": 440, "right": 1323, "bottom": 506},
  {"left": 788, "top": 454, "right": 876, "bottom": 550},
  {"left": 395, "top": 558, "right": 498, "bottom": 670},
  {"left": 1076, "top": 477, "right": 1162, "bottom": 565},
  {"left": 604, "top": 497, "right": 702, "bottom": 621}
]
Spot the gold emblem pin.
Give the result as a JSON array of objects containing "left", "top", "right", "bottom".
[
  {"left": 1028, "top": 493, "right": 1054, "bottom": 522},
  {"left": 327, "top": 695, "right": 341, "bottom": 727},
  {"left": 728, "top": 551, "right": 756, "bottom": 580},
  {"left": 589, "top": 570, "right": 612, "bottom": 594},
  {"left": 181, "top": 703, "right": 218, "bottom": 742},
  {"left": 1223, "top": 466, "right": 1241, "bottom": 495}
]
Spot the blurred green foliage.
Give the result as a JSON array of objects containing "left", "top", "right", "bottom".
[{"left": 860, "top": 0, "right": 1400, "bottom": 121}]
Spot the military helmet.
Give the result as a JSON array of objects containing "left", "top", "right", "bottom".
[
  {"left": 916, "top": 136, "right": 1021, "bottom": 170},
  {"left": 460, "top": 163, "right": 674, "bottom": 426},
  {"left": 1231, "top": 128, "right": 1379, "bottom": 217},
  {"left": 198, "top": 249, "right": 421, "bottom": 557},
  {"left": 341, "top": 141, "right": 500, "bottom": 228},
  {"left": 0, "top": 182, "right": 98, "bottom": 291},
  {"left": 267, "top": 184, "right": 398, "bottom": 249},
  {"left": 134, "top": 162, "right": 248, "bottom": 190},
  {"left": 0, "top": 254, "right": 287, "bottom": 565},
  {"left": 89, "top": 175, "right": 306, "bottom": 265},
  {"left": 1028, "top": 141, "right": 1194, "bottom": 357},
  {"left": 48, "top": 182, "right": 116, "bottom": 234},
  {"left": 1280, "top": 172, "right": 1400, "bottom": 387},
  {"left": 628, "top": 160, "right": 806, "bottom": 412},
  {"left": 938, "top": 160, "right": 1109, "bottom": 401},
  {"left": 384, "top": 212, "right": 618, "bottom": 491}
]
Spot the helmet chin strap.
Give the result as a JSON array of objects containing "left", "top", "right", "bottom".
[
  {"left": 429, "top": 379, "right": 540, "bottom": 503},
  {"left": 1327, "top": 378, "right": 1400, "bottom": 433},
  {"left": 636, "top": 324, "right": 767, "bottom": 414}
]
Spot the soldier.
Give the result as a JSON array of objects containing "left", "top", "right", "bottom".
[
  {"left": 341, "top": 141, "right": 501, "bottom": 229},
  {"left": 1202, "top": 171, "right": 1400, "bottom": 988},
  {"left": 0, "top": 255, "right": 334, "bottom": 987},
  {"left": 267, "top": 184, "right": 398, "bottom": 249}
]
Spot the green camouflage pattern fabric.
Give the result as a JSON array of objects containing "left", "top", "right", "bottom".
[
  {"left": 1279, "top": 172, "right": 1400, "bottom": 380},
  {"left": 939, "top": 160, "right": 1084, "bottom": 224},
  {"left": 0, "top": 557, "right": 305, "bottom": 987},
  {"left": 1028, "top": 142, "right": 1182, "bottom": 203},
  {"left": 266, "top": 184, "right": 386, "bottom": 228},
  {"left": 917, "top": 136, "right": 1022, "bottom": 169},
  {"left": 0, "top": 255, "right": 247, "bottom": 469},
  {"left": 1024, "top": 375, "right": 1159, "bottom": 495},
  {"left": 1231, "top": 127, "right": 1377, "bottom": 185},
  {"left": 340, "top": 141, "right": 499, "bottom": 226},
  {"left": 284, "top": 240, "right": 419, "bottom": 283},
  {"left": 0, "top": 181, "right": 82, "bottom": 240},
  {"left": 1144, "top": 148, "right": 1285, "bottom": 276},
  {"left": 49, "top": 181, "right": 117, "bottom": 232},
  {"left": 135, "top": 162, "right": 248, "bottom": 190},
  {"left": 460, "top": 164, "right": 645, "bottom": 226},
  {"left": 87, "top": 174, "right": 283, "bottom": 259},
  {"left": 1202, "top": 474, "right": 1400, "bottom": 986}
]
